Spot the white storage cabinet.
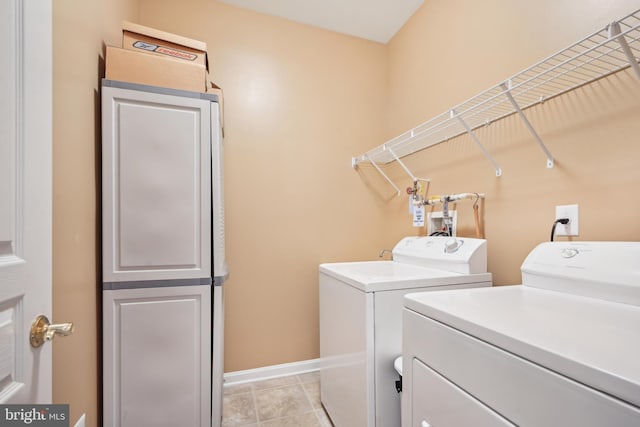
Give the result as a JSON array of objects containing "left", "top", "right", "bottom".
[{"left": 101, "top": 80, "right": 222, "bottom": 427}]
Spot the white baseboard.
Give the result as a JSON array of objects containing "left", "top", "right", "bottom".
[{"left": 223, "top": 358, "right": 320, "bottom": 386}]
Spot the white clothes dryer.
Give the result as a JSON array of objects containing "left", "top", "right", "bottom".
[
  {"left": 319, "top": 236, "right": 492, "bottom": 427},
  {"left": 403, "top": 241, "right": 640, "bottom": 427}
]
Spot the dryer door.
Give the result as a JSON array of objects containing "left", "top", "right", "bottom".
[{"left": 412, "top": 358, "right": 514, "bottom": 427}]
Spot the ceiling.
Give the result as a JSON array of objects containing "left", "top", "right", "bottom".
[{"left": 217, "top": 0, "right": 425, "bottom": 44}]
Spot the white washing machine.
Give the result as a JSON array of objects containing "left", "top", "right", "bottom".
[
  {"left": 319, "top": 236, "right": 492, "bottom": 427},
  {"left": 403, "top": 241, "right": 640, "bottom": 427}
]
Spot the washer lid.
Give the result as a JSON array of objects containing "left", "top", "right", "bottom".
[
  {"left": 404, "top": 285, "right": 640, "bottom": 408},
  {"left": 319, "top": 260, "right": 491, "bottom": 292}
]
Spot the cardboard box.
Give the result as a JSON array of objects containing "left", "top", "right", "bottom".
[
  {"left": 122, "top": 21, "right": 208, "bottom": 71},
  {"left": 207, "top": 81, "right": 225, "bottom": 136},
  {"left": 106, "top": 46, "right": 207, "bottom": 93}
]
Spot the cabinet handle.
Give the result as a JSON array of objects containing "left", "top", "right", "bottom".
[{"left": 421, "top": 421, "right": 431, "bottom": 427}]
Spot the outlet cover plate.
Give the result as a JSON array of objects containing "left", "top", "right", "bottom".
[{"left": 555, "top": 204, "right": 579, "bottom": 236}]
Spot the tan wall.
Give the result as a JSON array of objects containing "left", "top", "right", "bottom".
[
  {"left": 51, "top": 0, "right": 640, "bottom": 420},
  {"left": 382, "top": 0, "right": 640, "bottom": 285},
  {"left": 137, "top": 0, "right": 389, "bottom": 371},
  {"left": 52, "top": 0, "right": 138, "bottom": 425},
  {"left": 136, "top": 0, "right": 640, "bottom": 372}
]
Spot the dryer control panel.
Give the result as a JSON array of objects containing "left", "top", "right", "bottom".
[{"left": 521, "top": 241, "right": 640, "bottom": 307}]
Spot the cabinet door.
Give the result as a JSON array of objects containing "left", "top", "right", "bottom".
[
  {"left": 102, "top": 84, "right": 211, "bottom": 283},
  {"left": 103, "top": 285, "right": 211, "bottom": 427}
]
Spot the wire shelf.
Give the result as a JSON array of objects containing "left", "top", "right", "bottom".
[{"left": 353, "top": 9, "right": 640, "bottom": 179}]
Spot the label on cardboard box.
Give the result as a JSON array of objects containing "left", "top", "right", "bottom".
[
  {"left": 132, "top": 41, "right": 199, "bottom": 62},
  {"left": 122, "top": 21, "right": 208, "bottom": 70}
]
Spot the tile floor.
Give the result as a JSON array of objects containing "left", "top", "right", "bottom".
[{"left": 222, "top": 372, "right": 334, "bottom": 427}]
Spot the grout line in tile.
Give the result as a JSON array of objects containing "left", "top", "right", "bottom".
[
  {"left": 300, "top": 379, "right": 315, "bottom": 407},
  {"left": 250, "top": 381, "right": 260, "bottom": 425},
  {"left": 297, "top": 374, "right": 325, "bottom": 426},
  {"left": 225, "top": 373, "right": 326, "bottom": 427}
]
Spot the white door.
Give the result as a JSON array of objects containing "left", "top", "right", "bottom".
[{"left": 0, "top": 0, "right": 53, "bottom": 403}]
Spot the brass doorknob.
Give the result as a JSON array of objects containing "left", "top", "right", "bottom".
[{"left": 30, "top": 315, "right": 74, "bottom": 348}]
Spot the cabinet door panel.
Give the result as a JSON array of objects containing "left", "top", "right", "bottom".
[
  {"left": 103, "top": 285, "right": 211, "bottom": 427},
  {"left": 102, "top": 84, "right": 211, "bottom": 282}
]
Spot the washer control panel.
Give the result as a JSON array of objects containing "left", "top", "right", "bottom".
[{"left": 392, "top": 236, "right": 487, "bottom": 274}]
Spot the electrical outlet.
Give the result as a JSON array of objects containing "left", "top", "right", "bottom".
[{"left": 555, "top": 204, "right": 579, "bottom": 236}]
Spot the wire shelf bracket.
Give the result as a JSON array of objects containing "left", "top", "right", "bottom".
[
  {"left": 363, "top": 154, "right": 401, "bottom": 196},
  {"left": 609, "top": 21, "right": 640, "bottom": 79},
  {"left": 386, "top": 146, "right": 417, "bottom": 181},
  {"left": 451, "top": 109, "right": 503, "bottom": 177},
  {"left": 352, "top": 8, "right": 640, "bottom": 184},
  {"left": 500, "top": 81, "right": 554, "bottom": 169}
]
